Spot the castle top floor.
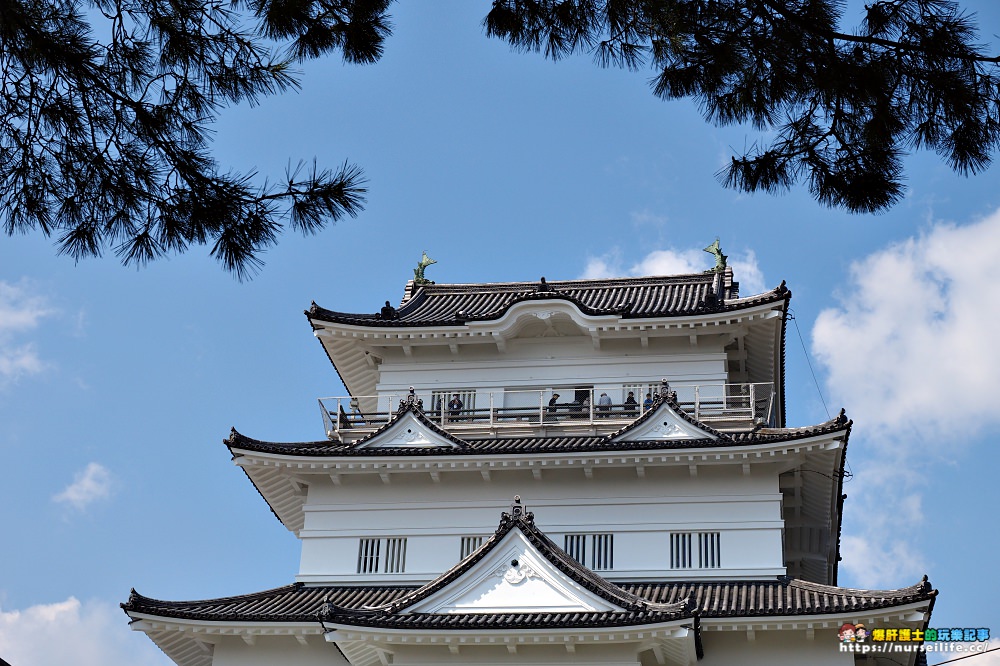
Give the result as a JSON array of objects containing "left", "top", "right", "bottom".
[{"left": 308, "top": 269, "right": 790, "bottom": 440}]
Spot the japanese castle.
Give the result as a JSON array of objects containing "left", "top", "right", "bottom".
[{"left": 123, "top": 261, "right": 936, "bottom": 665}]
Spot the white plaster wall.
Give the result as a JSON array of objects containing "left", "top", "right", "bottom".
[
  {"left": 373, "top": 336, "right": 729, "bottom": 401},
  {"left": 211, "top": 635, "right": 347, "bottom": 666},
  {"left": 696, "top": 628, "right": 855, "bottom": 666},
  {"left": 297, "top": 465, "right": 787, "bottom": 582}
]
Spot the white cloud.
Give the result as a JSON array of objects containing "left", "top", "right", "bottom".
[
  {"left": 813, "top": 209, "right": 1000, "bottom": 440},
  {"left": 0, "top": 279, "right": 54, "bottom": 386},
  {"left": 580, "top": 248, "right": 625, "bottom": 279},
  {"left": 629, "top": 248, "right": 706, "bottom": 276},
  {"left": 53, "top": 462, "right": 113, "bottom": 511},
  {"left": 812, "top": 209, "right": 1000, "bottom": 589},
  {"left": 729, "top": 250, "right": 766, "bottom": 296},
  {"left": 0, "top": 597, "right": 169, "bottom": 666},
  {"left": 581, "top": 246, "right": 767, "bottom": 296}
]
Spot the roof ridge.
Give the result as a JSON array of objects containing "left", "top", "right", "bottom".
[{"left": 788, "top": 575, "right": 934, "bottom": 598}]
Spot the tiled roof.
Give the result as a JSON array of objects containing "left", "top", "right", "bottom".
[
  {"left": 225, "top": 407, "right": 851, "bottom": 457},
  {"left": 122, "top": 584, "right": 408, "bottom": 622},
  {"left": 306, "top": 274, "right": 789, "bottom": 328},
  {"left": 621, "top": 577, "right": 936, "bottom": 617},
  {"left": 122, "top": 577, "right": 934, "bottom": 623}
]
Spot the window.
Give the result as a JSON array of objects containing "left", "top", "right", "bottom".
[
  {"left": 460, "top": 536, "right": 485, "bottom": 559},
  {"left": 357, "top": 538, "right": 381, "bottom": 574},
  {"left": 670, "top": 531, "right": 721, "bottom": 569},
  {"left": 699, "top": 531, "right": 721, "bottom": 568},
  {"left": 564, "top": 533, "right": 614, "bottom": 570},
  {"left": 357, "top": 537, "right": 407, "bottom": 574},
  {"left": 669, "top": 532, "right": 692, "bottom": 569}
]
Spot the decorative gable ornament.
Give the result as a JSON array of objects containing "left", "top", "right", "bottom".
[
  {"left": 407, "top": 529, "right": 623, "bottom": 615},
  {"left": 355, "top": 411, "right": 460, "bottom": 449},
  {"left": 611, "top": 399, "right": 719, "bottom": 442}
]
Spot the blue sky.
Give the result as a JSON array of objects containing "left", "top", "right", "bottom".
[{"left": 2, "top": 2, "right": 1000, "bottom": 663}]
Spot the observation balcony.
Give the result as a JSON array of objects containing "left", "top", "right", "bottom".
[{"left": 319, "top": 383, "right": 776, "bottom": 442}]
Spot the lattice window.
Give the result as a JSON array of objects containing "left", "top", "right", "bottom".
[
  {"left": 564, "top": 533, "right": 614, "bottom": 570},
  {"left": 564, "top": 534, "right": 587, "bottom": 564},
  {"left": 592, "top": 533, "right": 614, "bottom": 570},
  {"left": 357, "top": 537, "right": 407, "bottom": 574},
  {"left": 670, "top": 532, "right": 692, "bottom": 569},
  {"left": 699, "top": 531, "right": 721, "bottom": 568},
  {"left": 460, "top": 536, "right": 486, "bottom": 559},
  {"left": 670, "top": 532, "right": 721, "bottom": 569},
  {"left": 357, "top": 538, "right": 381, "bottom": 574},
  {"left": 384, "top": 538, "right": 407, "bottom": 573}
]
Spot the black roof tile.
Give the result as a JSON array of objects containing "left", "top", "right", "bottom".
[
  {"left": 123, "top": 576, "right": 934, "bottom": 624},
  {"left": 225, "top": 410, "right": 850, "bottom": 458},
  {"left": 306, "top": 274, "right": 789, "bottom": 328}
]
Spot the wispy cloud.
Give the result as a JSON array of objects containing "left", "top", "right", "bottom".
[
  {"left": 629, "top": 209, "right": 670, "bottom": 228},
  {"left": 0, "top": 279, "right": 54, "bottom": 386},
  {"left": 0, "top": 597, "right": 169, "bottom": 665},
  {"left": 581, "top": 246, "right": 767, "bottom": 295},
  {"left": 53, "top": 463, "right": 113, "bottom": 511},
  {"left": 814, "top": 209, "right": 1000, "bottom": 440},
  {"left": 812, "top": 208, "right": 1000, "bottom": 588}
]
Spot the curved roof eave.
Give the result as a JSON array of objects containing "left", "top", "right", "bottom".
[
  {"left": 121, "top": 576, "right": 935, "bottom": 624},
  {"left": 225, "top": 412, "right": 850, "bottom": 460},
  {"left": 306, "top": 277, "right": 790, "bottom": 330}
]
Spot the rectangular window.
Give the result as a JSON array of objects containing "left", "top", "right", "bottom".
[
  {"left": 699, "top": 531, "right": 721, "bottom": 568},
  {"left": 670, "top": 532, "right": 692, "bottom": 569},
  {"left": 670, "top": 532, "right": 721, "bottom": 569},
  {"left": 357, "top": 538, "right": 381, "bottom": 574},
  {"left": 460, "top": 536, "right": 486, "bottom": 559},
  {"left": 592, "top": 533, "right": 614, "bottom": 570},
  {"left": 384, "top": 537, "right": 407, "bottom": 573},
  {"left": 357, "top": 537, "right": 407, "bottom": 574},
  {"left": 564, "top": 533, "right": 614, "bottom": 570}
]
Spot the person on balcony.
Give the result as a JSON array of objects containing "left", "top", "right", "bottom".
[
  {"left": 597, "top": 392, "right": 612, "bottom": 416},
  {"left": 643, "top": 392, "right": 654, "bottom": 411},
  {"left": 546, "top": 393, "right": 560, "bottom": 420},
  {"left": 624, "top": 391, "right": 638, "bottom": 416},
  {"left": 448, "top": 394, "right": 464, "bottom": 421}
]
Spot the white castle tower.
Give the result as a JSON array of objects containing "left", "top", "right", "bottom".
[{"left": 124, "top": 262, "right": 935, "bottom": 666}]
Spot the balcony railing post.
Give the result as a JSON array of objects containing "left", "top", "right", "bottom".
[
  {"left": 749, "top": 382, "right": 756, "bottom": 419},
  {"left": 490, "top": 392, "right": 495, "bottom": 427},
  {"left": 539, "top": 390, "right": 544, "bottom": 424},
  {"left": 694, "top": 385, "right": 700, "bottom": 420},
  {"left": 320, "top": 399, "right": 331, "bottom": 437}
]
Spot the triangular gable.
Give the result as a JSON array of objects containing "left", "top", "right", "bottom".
[
  {"left": 354, "top": 500, "right": 685, "bottom": 619},
  {"left": 353, "top": 407, "right": 466, "bottom": 450},
  {"left": 407, "top": 528, "right": 624, "bottom": 614},
  {"left": 611, "top": 399, "right": 720, "bottom": 442}
]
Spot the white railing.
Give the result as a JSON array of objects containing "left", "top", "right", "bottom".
[{"left": 319, "top": 383, "right": 775, "bottom": 438}]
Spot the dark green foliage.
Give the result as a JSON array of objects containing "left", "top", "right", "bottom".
[
  {"left": 0, "top": 0, "right": 388, "bottom": 278},
  {"left": 484, "top": 0, "right": 1000, "bottom": 213},
  {"left": 4, "top": 0, "right": 998, "bottom": 277}
]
